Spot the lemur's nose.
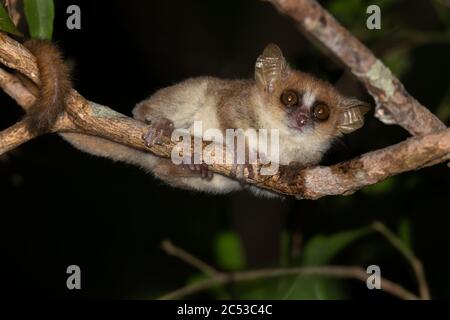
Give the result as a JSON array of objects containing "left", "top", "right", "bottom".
[{"left": 295, "top": 112, "right": 310, "bottom": 127}]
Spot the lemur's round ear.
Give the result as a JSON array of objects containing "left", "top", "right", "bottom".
[
  {"left": 255, "top": 43, "right": 287, "bottom": 94},
  {"left": 337, "top": 98, "right": 371, "bottom": 134}
]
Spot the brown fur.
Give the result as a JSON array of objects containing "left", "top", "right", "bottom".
[
  {"left": 23, "top": 40, "right": 72, "bottom": 133},
  {"left": 214, "top": 79, "right": 258, "bottom": 131}
]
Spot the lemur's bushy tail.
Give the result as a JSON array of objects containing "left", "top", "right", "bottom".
[{"left": 23, "top": 40, "right": 72, "bottom": 133}]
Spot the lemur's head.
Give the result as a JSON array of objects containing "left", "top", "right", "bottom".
[{"left": 255, "top": 44, "right": 370, "bottom": 142}]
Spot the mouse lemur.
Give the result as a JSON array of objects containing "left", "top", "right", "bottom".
[{"left": 23, "top": 42, "right": 369, "bottom": 197}]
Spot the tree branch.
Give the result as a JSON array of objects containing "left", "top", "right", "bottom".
[
  {"left": 372, "top": 222, "right": 430, "bottom": 300},
  {"left": 159, "top": 240, "right": 419, "bottom": 300},
  {"left": 0, "top": 119, "right": 36, "bottom": 154},
  {"left": 161, "top": 240, "right": 221, "bottom": 278},
  {"left": 0, "top": 67, "right": 35, "bottom": 108},
  {"left": 268, "top": 0, "right": 446, "bottom": 135}
]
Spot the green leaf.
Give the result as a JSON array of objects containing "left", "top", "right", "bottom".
[
  {"left": 0, "top": 3, "right": 22, "bottom": 36},
  {"left": 214, "top": 231, "right": 245, "bottom": 271},
  {"left": 328, "top": 0, "right": 364, "bottom": 25},
  {"left": 283, "top": 227, "right": 372, "bottom": 299},
  {"left": 302, "top": 227, "right": 372, "bottom": 266},
  {"left": 24, "top": 0, "right": 54, "bottom": 40},
  {"left": 235, "top": 279, "right": 274, "bottom": 299}
]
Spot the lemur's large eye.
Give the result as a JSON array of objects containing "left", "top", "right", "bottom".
[
  {"left": 312, "top": 103, "right": 330, "bottom": 121},
  {"left": 280, "top": 90, "right": 298, "bottom": 107}
]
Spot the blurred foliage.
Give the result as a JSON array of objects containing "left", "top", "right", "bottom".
[
  {"left": 280, "top": 227, "right": 372, "bottom": 300},
  {"left": 0, "top": 0, "right": 54, "bottom": 39},
  {"left": 214, "top": 231, "right": 246, "bottom": 271},
  {"left": 362, "top": 177, "right": 397, "bottom": 196},
  {"left": 300, "top": 227, "right": 372, "bottom": 266},
  {"left": 436, "top": 87, "right": 450, "bottom": 122},
  {"left": 327, "top": 0, "right": 450, "bottom": 80},
  {"left": 176, "top": 223, "right": 418, "bottom": 299},
  {"left": 397, "top": 218, "right": 412, "bottom": 249},
  {"left": 0, "top": 2, "right": 21, "bottom": 35},
  {"left": 382, "top": 48, "right": 411, "bottom": 77},
  {"left": 432, "top": 0, "right": 450, "bottom": 29}
]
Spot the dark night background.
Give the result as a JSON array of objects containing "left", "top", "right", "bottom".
[{"left": 0, "top": 0, "right": 449, "bottom": 299}]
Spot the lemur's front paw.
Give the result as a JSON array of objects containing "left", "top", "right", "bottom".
[
  {"left": 231, "top": 163, "right": 256, "bottom": 181},
  {"left": 184, "top": 163, "right": 213, "bottom": 180},
  {"left": 142, "top": 118, "right": 174, "bottom": 147},
  {"left": 280, "top": 161, "right": 305, "bottom": 185}
]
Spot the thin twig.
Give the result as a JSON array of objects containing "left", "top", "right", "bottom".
[
  {"left": 161, "top": 240, "right": 221, "bottom": 278},
  {"left": 0, "top": 67, "right": 36, "bottom": 109},
  {"left": 159, "top": 241, "right": 419, "bottom": 300},
  {"left": 372, "top": 222, "right": 431, "bottom": 300}
]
